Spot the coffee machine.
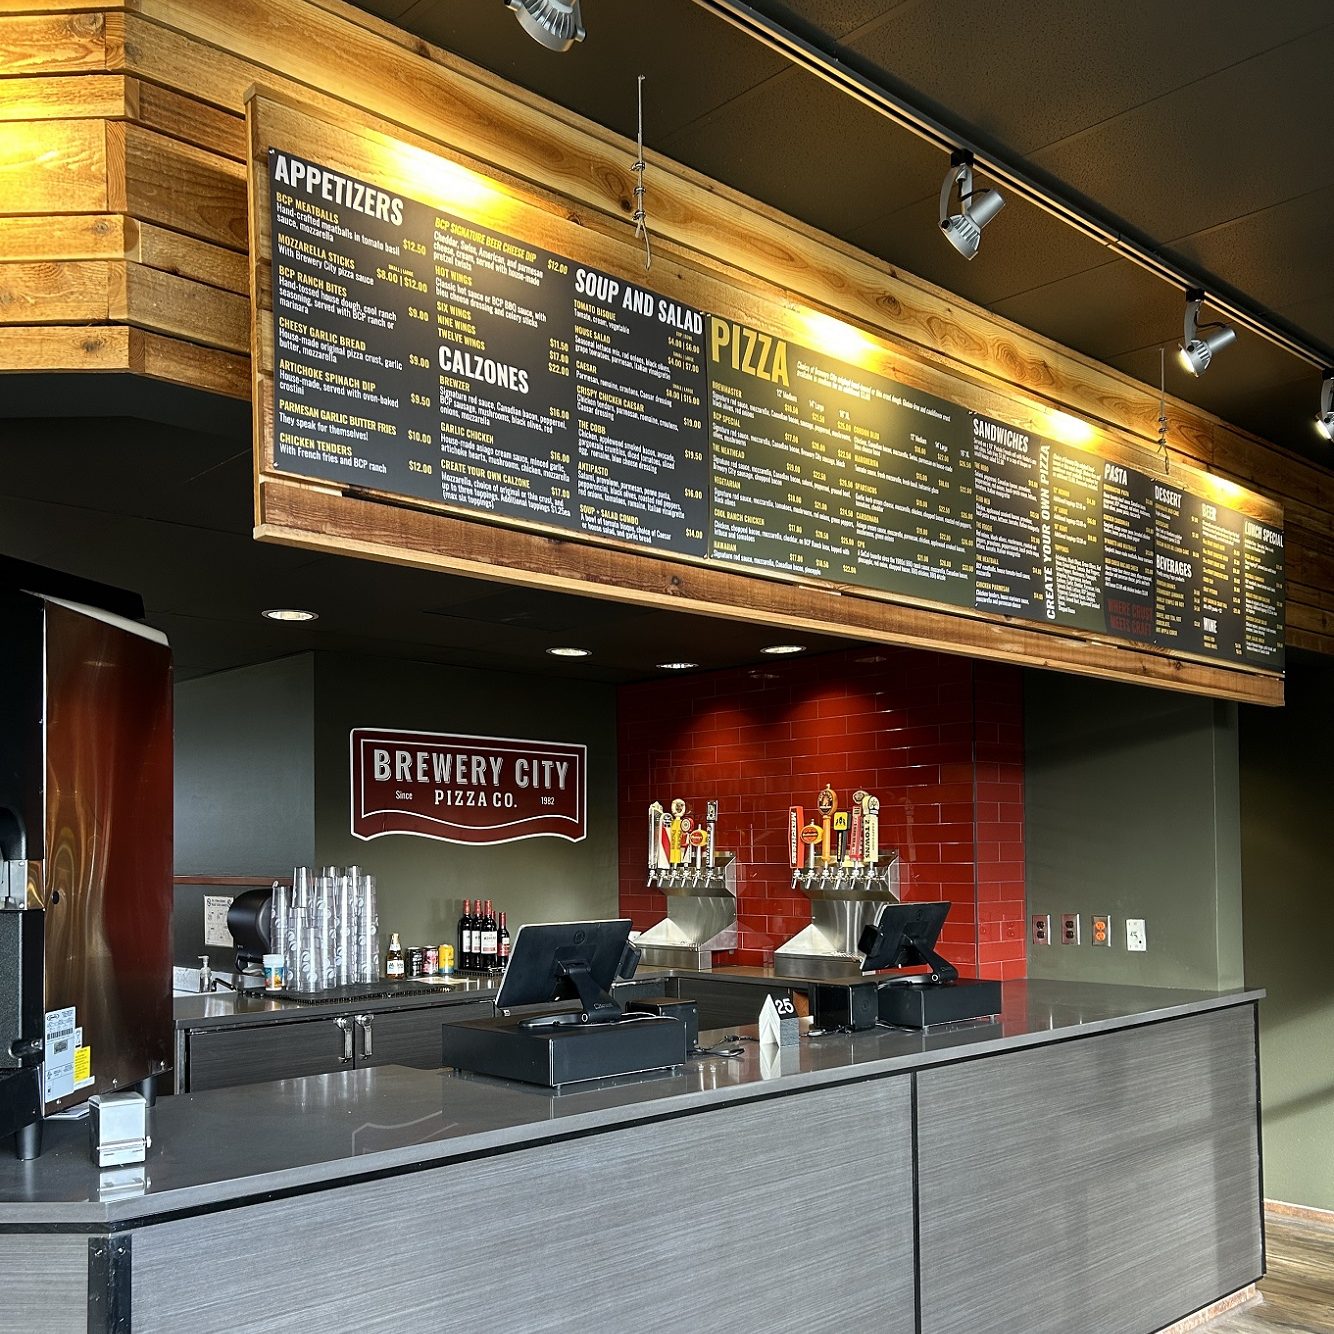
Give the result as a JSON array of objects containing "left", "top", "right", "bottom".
[{"left": 0, "top": 567, "right": 173, "bottom": 1159}]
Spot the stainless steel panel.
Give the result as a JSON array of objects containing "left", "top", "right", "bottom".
[
  {"left": 40, "top": 600, "right": 174, "bottom": 1108},
  {"left": 130, "top": 1076, "right": 916, "bottom": 1333},
  {"left": 916, "top": 1006, "right": 1262, "bottom": 1334}
]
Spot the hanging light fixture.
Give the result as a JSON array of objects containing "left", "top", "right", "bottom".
[
  {"left": 938, "top": 150, "right": 1005, "bottom": 260},
  {"left": 505, "top": 0, "right": 585, "bottom": 52},
  {"left": 1316, "top": 372, "right": 1334, "bottom": 441},
  {"left": 1177, "top": 288, "right": 1236, "bottom": 377}
]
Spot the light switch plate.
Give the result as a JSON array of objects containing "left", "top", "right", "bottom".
[
  {"left": 1031, "top": 914, "right": 1051, "bottom": 945},
  {"left": 1091, "top": 913, "right": 1112, "bottom": 946},
  {"left": 1060, "top": 913, "right": 1080, "bottom": 945},
  {"left": 1126, "top": 918, "right": 1147, "bottom": 952}
]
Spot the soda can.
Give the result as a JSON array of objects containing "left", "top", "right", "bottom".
[
  {"left": 438, "top": 944, "right": 455, "bottom": 975},
  {"left": 407, "top": 946, "right": 425, "bottom": 978},
  {"left": 424, "top": 946, "right": 439, "bottom": 976}
]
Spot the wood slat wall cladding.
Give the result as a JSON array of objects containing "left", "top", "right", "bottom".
[{"left": 0, "top": 0, "right": 1324, "bottom": 683}]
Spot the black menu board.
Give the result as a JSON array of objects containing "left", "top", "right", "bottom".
[
  {"left": 707, "top": 320, "right": 856, "bottom": 579},
  {"left": 1044, "top": 442, "right": 1105, "bottom": 633},
  {"left": 971, "top": 415, "right": 1043, "bottom": 618},
  {"left": 1101, "top": 461, "right": 1156, "bottom": 642},
  {"left": 854, "top": 383, "right": 973, "bottom": 607},
  {"left": 1243, "top": 519, "right": 1285, "bottom": 666},
  {"left": 267, "top": 148, "right": 1285, "bottom": 674}
]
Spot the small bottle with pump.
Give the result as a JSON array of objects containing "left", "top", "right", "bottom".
[{"left": 386, "top": 932, "right": 405, "bottom": 979}]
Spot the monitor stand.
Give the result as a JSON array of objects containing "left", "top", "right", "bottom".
[{"left": 516, "top": 959, "right": 622, "bottom": 1032}]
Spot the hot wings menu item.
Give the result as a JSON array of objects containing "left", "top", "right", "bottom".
[{"left": 267, "top": 148, "right": 1284, "bottom": 674}]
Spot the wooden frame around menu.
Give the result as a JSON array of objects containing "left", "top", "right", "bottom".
[{"left": 246, "top": 90, "right": 1284, "bottom": 707}]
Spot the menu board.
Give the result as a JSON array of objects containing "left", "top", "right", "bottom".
[{"left": 267, "top": 148, "right": 1285, "bottom": 672}]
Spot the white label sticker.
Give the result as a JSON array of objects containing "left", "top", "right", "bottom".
[
  {"left": 204, "top": 895, "right": 235, "bottom": 948},
  {"left": 43, "top": 1006, "right": 77, "bottom": 1103}
]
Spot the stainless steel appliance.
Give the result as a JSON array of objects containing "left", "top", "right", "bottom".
[
  {"left": 0, "top": 584, "right": 173, "bottom": 1158},
  {"left": 773, "top": 857, "right": 901, "bottom": 978}
]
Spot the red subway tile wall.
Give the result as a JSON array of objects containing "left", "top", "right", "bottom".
[{"left": 618, "top": 647, "right": 1027, "bottom": 980}]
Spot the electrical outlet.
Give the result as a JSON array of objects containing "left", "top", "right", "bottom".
[
  {"left": 1031, "top": 914, "right": 1051, "bottom": 945},
  {"left": 1126, "top": 918, "right": 1147, "bottom": 952},
  {"left": 1060, "top": 913, "right": 1080, "bottom": 945},
  {"left": 1091, "top": 913, "right": 1111, "bottom": 946}
]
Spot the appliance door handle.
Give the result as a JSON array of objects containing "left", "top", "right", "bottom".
[
  {"left": 334, "top": 1015, "right": 354, "bottom": 1063},
  {"left": 355, "top": 1014, "right": 373, "bottom": 1058}
]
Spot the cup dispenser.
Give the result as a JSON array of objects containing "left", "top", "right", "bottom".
[{"left": 634, "top": 799, "right": 738, "bottom": 970}]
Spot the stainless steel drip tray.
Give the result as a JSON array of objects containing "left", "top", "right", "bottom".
[{"left": 270, "top": 981, "right": 448, "bottom": 1005}]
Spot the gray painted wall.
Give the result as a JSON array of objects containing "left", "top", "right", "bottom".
[
  {"left": 1240, "top": 654, "right": 1334, "bottom": 1211},
  {"left": 312, "top": 653, "right": 618, "bottom": 951},
  {"left": 174, "top": 654, "right": 317, "bottom": 875},
  {"left": 1025, "top": 671, "right": 1243, "bottom": 990}
]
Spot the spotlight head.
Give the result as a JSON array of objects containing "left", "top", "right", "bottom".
[
  {"left": 1318, "top": 372, "right": 1334, "bottom": 441},
  {"left": 939, "top": 150, "right": 1004, "bottom": 260},
  {"left": 505, "top": 0, "right": 585, "bottom": 52},
  {"left": 1178, "top": 288, "right": 1234, "bottom": 377}
]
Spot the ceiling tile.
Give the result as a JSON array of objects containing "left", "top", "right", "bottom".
[
  {"left": 846, "top": 0, "right": 1334, "bottom": 155},
  {"left": 1030, "top": 36, "right": 1334, "bottom": 242},
  {"left": 660, "top": 66, "right": 941, "bottom": 240}
]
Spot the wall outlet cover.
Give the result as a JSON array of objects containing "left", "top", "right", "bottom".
[
  {"left": 1126, "top": 918, "right": 1147, "bottom": 952},
  {"left": 1060, "top": 913, "right": 1080, "bottom": 945},
  {"left": 1031, "top": 913, "right": 1051, "bottom": 945},
  {"left": 1091, "top": 913, "right": 1112, "bottom": 946}
]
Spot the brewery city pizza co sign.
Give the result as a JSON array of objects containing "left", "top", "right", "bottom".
[{"left": 350, "top": 728, "right": 586, "bottom": 845}]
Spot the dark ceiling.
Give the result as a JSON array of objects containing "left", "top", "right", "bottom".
[{"left": 4, "top": 0, "right": 1331, "bottom": 685}]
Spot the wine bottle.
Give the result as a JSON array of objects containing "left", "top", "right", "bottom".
[
  {"left": 458, "top": 899, "right": 472, "bottom": 972},
  {"left": 498, "top": 911, "right": 511, "bottom": 965},
  {"left": 386, "top": 931, "right": 405, "bottom": 979},
  {"left": 482, "top": 899, "right": 498, "bottom": 971}
]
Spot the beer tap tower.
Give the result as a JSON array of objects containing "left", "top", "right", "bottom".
[
  {"left": 635, "top": 798, "right": 738, "bottom": 969},
  {"left": 774, "top": 785, "right": 901, "bottom": 979}
]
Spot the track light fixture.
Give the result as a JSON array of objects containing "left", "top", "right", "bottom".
[
  {"left": 938, "top": 150, "right": 1005, "bottom": 260},
  {"left": 1318, "top": 372, "right": 1334, "bottom": 441},
  {"left": 1177, "top": 288, "right": 1236, "bottom": 377},
  {"left": 505, "top": 0, "right": 585, "bottom": 52}
]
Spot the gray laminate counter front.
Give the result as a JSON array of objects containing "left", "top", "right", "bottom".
[{"left": 0, "top": 980, "right": 1264, "bottom": 1334}]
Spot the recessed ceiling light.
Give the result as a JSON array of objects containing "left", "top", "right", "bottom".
[
  {"left": 261, "top": 608, "right": 318, "bottom": 623},
  {"left": 546, "top": 646, "right": 591, "bottom": 658},
  {"left": 657, "top": 661, "right": 699, "bottom": 671},
  {"left": 761, "top": 644, "right": 806, "bottom": 656}
]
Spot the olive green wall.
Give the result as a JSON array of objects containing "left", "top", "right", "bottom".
[
  {"left": 311, "top": 653, "right": 618, "bottom": 951},
  {"left": 1025, "top": 671, "right": 1243, "bottom": 991},
  {"left": 174, "top": 654, "right": 316, "bottom": 876},
  {"left": 1240, "top": 654, "right": 1334, "bottom": 1212}
]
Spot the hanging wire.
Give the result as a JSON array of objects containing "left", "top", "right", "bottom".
[
  {"left": 1157, "top": 346, "right": 1171, "bottom": 475},
  {"left": 631, "top": 74, "right": 652, "bottom": 271}
]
